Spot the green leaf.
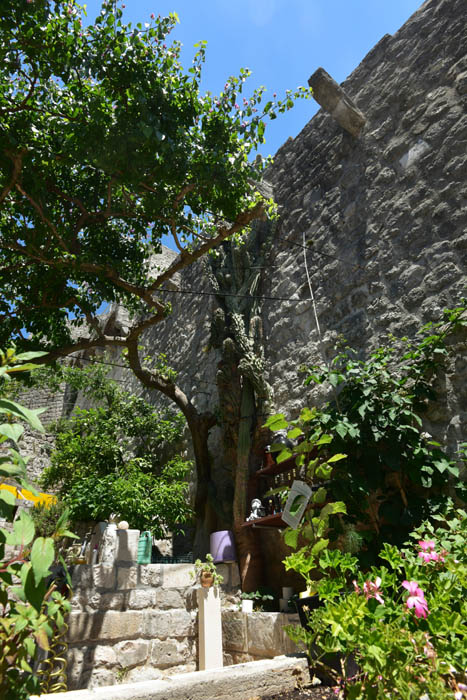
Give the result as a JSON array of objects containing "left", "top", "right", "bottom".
[
  {"left": 327, "top": 453, "right": 347, "bottom": 463},
  {"left": 23, "top": 565, "right": 47, "bottom": 613},
  {"left": 311, "top": 538, "right": 329, "bottom": 556},
  {"left": 30, "top": 537, "right": 55, "bottom": 586},
  {"left": 319, "top": 501, "right": 347, "bottom": 520},
  {"left": 287, "top": 427, "right": 303, "bottom": 440},
  {"left": 312, "top": 487, "right": 327, "bottom": 504},
  {"left": 263, "top": 414, "right": 288, "bottom": 431},
  {"left": 0, "top": 489, "right": 15, "bottom": 518},
  {"left": 34, "top": 625, "right": 50, "bottom": 651},
  {"left": 0, "top": 423, "right": 24, "bottom": 443},
  {"left": 0, "top": 399, "right": 45, "bottom": 433},
  {"left": 276, "top": 448, "right": 293, "bottom": 464},
  {"left": 6, "top": 511, "right": 35, "bottom": 547},
  {"left": 283, "top": 527, "right": 300, "bottom": 549},
  {"left": 299, "top": 407, "right": 316, "bottom": 422}
]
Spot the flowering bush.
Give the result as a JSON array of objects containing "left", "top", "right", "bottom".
[{"left": 286, "top": 507, "right": 467, "bottom": 699}]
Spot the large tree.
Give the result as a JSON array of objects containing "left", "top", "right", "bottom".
[{"left": 0, "top": 0, "right": 310, "bottom": 579}]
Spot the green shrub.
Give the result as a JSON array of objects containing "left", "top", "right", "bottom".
[
  {"left": 40, "top": 363, "right": 193, "bottom": 537},
  {"left": 0, "top": 349, "right": 75, "bottom": 699},
  {"left": 286, "top": 507, "right": 467, "bottom": 699}
]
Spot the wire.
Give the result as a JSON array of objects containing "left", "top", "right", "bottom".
[
  {"left": 302, "top": 230, "right": 325, "bottom": 363},
  {"left": 157, "top": 287, "right": 303, "bottom": 303}
]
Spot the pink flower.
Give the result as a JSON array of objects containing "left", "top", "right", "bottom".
[
  {"left": 418, "top": 551, "right": 433, "bottom": 563},
  {"left": 418, "top": 540, "right": 445, "bottom": 564},
  {"left": 151, "top": 13, "right": 155, "bottom": 19},
  {"left": 352, "top": 580, "right": 360, "bottom": 594},
  {"left": 418, "top": 540, "right": 436, "bottom": 551},
  {"left": 363, "top": 577, "right": 384, "bottom": 605},
  {"left": 402, "top": 580, "right": 429, "bottom": 619}
]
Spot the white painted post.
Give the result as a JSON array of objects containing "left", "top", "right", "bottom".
[{"left": 197, "top": 587, "right": 223, "bottom": 670}]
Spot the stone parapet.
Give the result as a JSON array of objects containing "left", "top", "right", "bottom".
[
  {"left": 66, "top": 562, "right": 299, "bottom": 690},
  {"left": 67, "top": 562, "right": 242, "bottom": 689},
  {"left": 222, "top": 611, "right": 300, "bottom": 665},
  {"left": 32, "top": 654, "right": 310, "bottom": 700}
]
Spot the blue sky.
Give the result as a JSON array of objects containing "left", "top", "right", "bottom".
[{"left": 83, "top": 0, "right": 423, "bottom": 157}]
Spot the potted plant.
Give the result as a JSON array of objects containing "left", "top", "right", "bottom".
[
  {"left": 239, "top": 589, "right": 275, "bottom": 612},
  {"left": 191, "top": 553, "right": 224, "bottom": 588}
]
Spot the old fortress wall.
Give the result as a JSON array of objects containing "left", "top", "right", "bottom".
[
  {"left": 137, "top": 0, "right": 467, "bottom": 451},
  {"left": 21, "top": 0, "right": 466, "bottom": 480}
]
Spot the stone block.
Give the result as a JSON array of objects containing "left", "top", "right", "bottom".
[
  {"left": 87, "top": 668, "right": 116, "bottom": 689},
  {"left": 151, "top": 638, "right": 190, "bottom": 668},
  {"left": 139, "top": 565, "right": 160, "bottom": 587},
  {"left": 143, "top": 610, "right": 195, "bottom": 639},
  {"left": 125, "top": 666, "right": 164, "bottom": 683},
  {"left": 216, "top": 563, "right": 240, "bottom": 589},
  {"left": 114, "top": 640, "right": 150, "bottom": 668},
  {"left": 116, "top": 529, "right": 140, "bottom": 563},
  {"left": 117, "top": 566, "right": 138, "bottom": 590},
  {"left": 155, "top": 588, "right": 186, "bottom": 610},
  {"left": 71, "top": 564, "right": 92, "bottom": 591},
  {"left": 88, "top": 592, "right": 126, "bottom": 611},
  {"left": 222, "top": 611, "right": 247, "bottom": 653},
  {"left": 92, "top": 564, "right": 116, "bottom": 590},
  {"left": 164, "top": 661, "right": 197, "bottom": 676},
  {"left": 159, "top": 564, "right": 192, "bottom": 588},
  {"left": 93, "top": 644, "right": 117, "bottom": 666},
  {"left": 127, "top": 589, "right": 156, "bottom": 610},
  {"left": 67, "top": 611, "right": 144, "bottom": 643},
  {"left": 246, "top": 613, "right": 284, "bottom": 657}
]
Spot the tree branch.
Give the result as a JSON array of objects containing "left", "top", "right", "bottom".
[
  {"left": 149, "top": 201, "right": 265, "bottom": 291},
  {"left": 0, "top": 150, "right": 26, "bottom": 205}
]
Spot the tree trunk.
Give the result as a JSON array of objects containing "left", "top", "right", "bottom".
[{"left": 232, "top": 381, "right": 265, "bottom": 591}]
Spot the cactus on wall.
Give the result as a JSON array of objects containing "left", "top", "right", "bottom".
[{"left": 208, "top": 220, "right": 275, "bottom": 588}]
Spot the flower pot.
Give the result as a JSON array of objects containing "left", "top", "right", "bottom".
[
  {"left": 210, "top": 530, "right": 236, "bottom": 563},
  {"left": 200, "top": 571, "right": 214, "bottom": 588},
  {"left": 241, "top": 599, "right": 254, "bottom": 613},
  {"left": 294, "top": 594, "right": 321, "bottom": 631}
]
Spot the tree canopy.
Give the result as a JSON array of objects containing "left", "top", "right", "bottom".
[{"left": 0, "top": 0, "right": 310, "bottom": 364}]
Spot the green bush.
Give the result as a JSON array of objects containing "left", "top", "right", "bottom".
[
  {"left": 286, "top": 507, "right": 467, "bottom": 699},
  {"left": 40, "top": 363, "right": 193, "bottom": 537},
  {"left": 0, "top": 349, "right": 75, "bottom": 699}
]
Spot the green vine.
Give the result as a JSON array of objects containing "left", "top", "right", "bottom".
[{"left": 300, "top": 302, "right": 467, "bottom": 564}]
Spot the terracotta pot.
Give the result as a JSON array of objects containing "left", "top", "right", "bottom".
[{"left": 200, "top": 570, "right": 214, "bottom": 588}]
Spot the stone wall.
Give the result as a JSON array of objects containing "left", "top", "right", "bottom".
[
  {"left": 12, "top": 0, "right": 467, "bottom": 563},
  {"left": 222, "top": 611, "right": 299, "bottom": 665},
  {"left": 101, "top": 0, "right": 466, "bottom": 469},
  {"left": 262, "top": 0, "right": 467, "bottom": 451},
  {"left": 67, "top": 562, "right": 298, "bottom": 690}
]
